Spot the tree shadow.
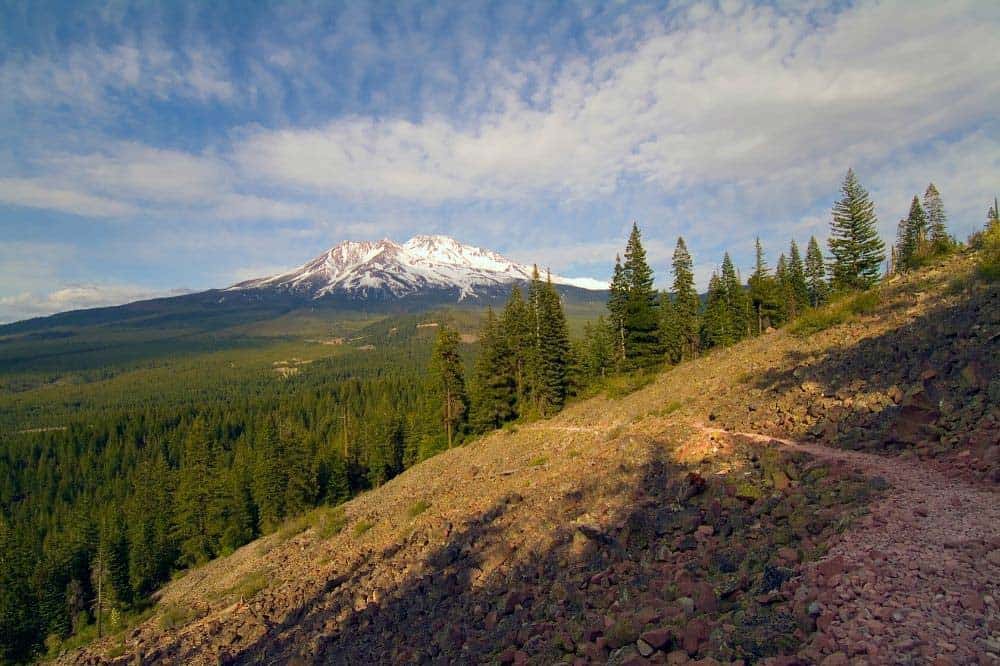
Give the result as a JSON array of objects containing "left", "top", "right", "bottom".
[
  {"left": 199, "top": 433, "right": 850, "bottom": 665},
  {"left": 745, "top": 285, "right": 998, "bottom": 460}
]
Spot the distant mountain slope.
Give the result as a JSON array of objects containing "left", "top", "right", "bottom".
[
  {"left": 0, "top": 236, "right": 606, "bottom": 335},
  {"left": 228, "top": 234, "right": 606, "bottom": 301}
]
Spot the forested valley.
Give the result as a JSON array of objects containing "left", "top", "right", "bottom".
[{"left": 2, "top": 170, "right": 994, "bottom": 663}]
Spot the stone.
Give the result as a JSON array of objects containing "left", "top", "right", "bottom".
[
  {"left": 816, "top": 555, "right": 847, "bottom": 579},
  {"left": 682, "top": 618, "right": 709, "bottom": 655},
  {"left": 666, "top": 650, "right": 691, "bottom": 665},
  {"left": 819, "top": 653, "right": 848, "bottom": 666},
  {"left": 640, "top": 628, "right": 673, "bottom": 650},
  {"left": 636, "top": 639, "right": 655, "bottom": 657}
]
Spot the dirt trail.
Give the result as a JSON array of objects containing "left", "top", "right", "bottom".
[{"left": 694, "top": 423, "right": 1000, "bottom": 665}]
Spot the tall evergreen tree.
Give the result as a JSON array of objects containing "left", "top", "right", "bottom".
[
  {"left": 500, "top": 288, "right": 531, "bottom": 415},
  {"left": 470, "top": 308, "right": 516, "bottom": 432},
  {"left": 606, "top": 254, "right": 628, "bottom": 367},
  {"left": 787, "top": 240, "right": 810, "bottom": 316},
  {"left": 899, "top": 195, "right": 928, "bottom": 271},
  {"left": 923, "top": 183, "right": 951, "bottom": 253},
  {"left": 774, "top": 253, "right": 790, "bottom": 324},
  {"left": 429, "top": 324, "right": 468, "bottom": 448},
  {"left": 701, "top": 272, "right": 732, "bottom": 348},
  {"left": 252, "top": 419, "right": 286, "bottom": 532},
  {"left": 804, "top": 236, "right": 828, "bottom": 307},
  {"left": 720, "top": 253, "right": 750, "bottom": 341},
  {"left": 282, "top": 420, "right": 317, "bottom": 516},
  {"left": 828, "top": 168, "right": 885, "bottom": 290},
  {"left": 0, "top": 517, "right": 40, "bottom": 663},
  {"left": 173, "top": 418, "right": 224, "bottom": 565},
  {"left": 533, "top": 272, "right": 572, "bottom": 415},
  {"left": 748, "top": 237, "right": 780, "bottom": 333},
  {"left": 622, "top": 223, "right": 661, "bottom": 367},
  {"left": 667, "top": 237, "right": 700, "bottom": 359},
  {"left": 581, "top": 316, "right": 615, "bottom": 379}
]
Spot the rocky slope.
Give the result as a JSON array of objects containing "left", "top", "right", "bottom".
[{"left": 60, "top": 251, "right": 998, "bottom": 665}]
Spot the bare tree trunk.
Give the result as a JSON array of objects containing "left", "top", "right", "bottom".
[{"left": 445, "top": 387, "right": 452, "bottom": 448}]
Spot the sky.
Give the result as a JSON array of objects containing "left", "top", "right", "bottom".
[{"left": 1, "top": 0, "right": 998, "bottom": 323}]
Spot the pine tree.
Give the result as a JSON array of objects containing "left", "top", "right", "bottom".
[
  {"left": 252, "top": 419, "right": 286, "bottom": 532},
  {"left": 606, "top": 254, "right": 628, "bottom": 367},
  {"left": 581, "top": 316, "right": 615, "bottom": 379},
  {"left": 700, "top": 272, "right": 732, "bottom": 348},
  {"left": 430, "top": 324, "right": 468, "bottom": 448},
  {"left": 470, "top": 308, "right": 516, "bottom": 432},
  {"left": 282, "top": 420, "right": 317, "bottom": 516},
  {"left": 173, "top": 418, "right": 224, "bottom": 565},
  {"left": 899, "top": 195, "right": 928, "bottom": 271},
  {"left": 533, "top": 272, "right": 571, "bottom": 415},
  {"left": 923, "top": 183, "right": 951, "bottom": 254},
  {"left": 748, "top": 237, "right": 780, "bottom": 333},
  {"left": 667, "top": 237, "right": 700, "bottom": 359},
  {"left": 720, "top": 253, "right": 750, "bottom": 341},
  {"left": 500, "top": 287, "right": 531, "bottom": 416},
  {"left": 804, "top": 236, "right": 828, "bottom": 307},
  {"left": 622, "top": 223, "right": 661, "bottom": 367},
  {"left": 828, "top": 168, "right": 885, "bottom": 290},
  {"left": 774, "top": 253, "right": 790, "bottom": 324},
  {"left": 0, "top": 517, "right": 41, "bottom": 662},
  {"left": 787, "top": 240, "right": 810, "bottom": 316},
  {"left": 326, "top": 453, "right": 351, "bottom": 505}
]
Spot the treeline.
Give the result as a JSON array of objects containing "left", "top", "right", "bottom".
[
  {"left": 421, "top": 267, "right": 573, "bottom": 443},
  {"left": 0, "top": 338, "right": 467, "bottom": 662},
  {"left": 578, "top": 169, "right": 958, "bottom": 372}
]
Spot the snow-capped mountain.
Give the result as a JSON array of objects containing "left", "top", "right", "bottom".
[{"left": 228, "top": 235, "right": 606, "bottom": 301}]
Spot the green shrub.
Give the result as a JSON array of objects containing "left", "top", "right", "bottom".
[
  {"left": 407, "top": 500, "right": 431, "bottom": 518},
  {"left": 977, "top": 220, "right": 1000, "bottom": 281},
  {"left": 353, "top": 519, "right": 374, "bottom": 537},
  {"left": 528, "top": 455, "right": 548, "bottom": 467},
  {"left": 316, "top": 506, "right": 348, "bottom": 539},
  {"left": 789, "top": 289, "right": 881, "bottom": 337},
  {"left": 223, "top": 570, "right": 269, "bottom": 600},
  {"left": 159, "top": 603, "right": 197, "bottom": 630}
]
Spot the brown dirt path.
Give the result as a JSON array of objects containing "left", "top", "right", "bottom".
[{"left": 695, "top": 423, "right": 1000, "bottom": 665}]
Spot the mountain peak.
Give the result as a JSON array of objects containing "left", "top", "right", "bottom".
[{"left": 229, "top": 235, "right": 605, "bottom": 301}]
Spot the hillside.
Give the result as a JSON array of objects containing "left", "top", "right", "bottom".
[{"left": 58, "top": 253, "right": 999, "bottom": 665}]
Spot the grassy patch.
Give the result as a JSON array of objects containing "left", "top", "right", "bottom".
[
  {"left": 220, "top": 570, "right": 269, "bottom": 600},
  {"left": 353, "top": 519, "right": 374, "bottom": 537},
  {"left": 604, "top": 369, "right": 657, "bottom": 399},
  {"left": 316, "top": 506, "right": 348, "bottom": 539},
  {"left": 789, "top": 289, "right": 881, "bottom": 337},
  {"left": 976, "top": 220, "right": 1000, "bottom": 281},
  {"left": 407, "top": 500, "right": 431, "bottom": 519},
  {"left": 657, "top": 400, "right": 684, "bottom": 416},
  {"left": 159, "top": 603, "right": 198, "bottom": 630},
  {"left": 528, "top": 455, "right": 548, "bottom": 467}
]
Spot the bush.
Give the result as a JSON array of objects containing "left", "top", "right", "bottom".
[
  {"left": 223, "top": 570, "right": 269, "bottom": 600},
  {"left": 407, "top": 500, "right": 431, "bottom": 519},
  {"left": 789, "top": 289, "right": 880, "bottom": 337},
  {"left": 159, "top": 603, "right": 197, "bottom": 630},
  {"left": 353, "top": 520, "right": 374, "bottom": 537},
  {"left": 977, "top": 219, "right": 1000, "bottom": 281}
]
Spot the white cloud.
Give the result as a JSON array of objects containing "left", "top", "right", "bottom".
[
  {"left": 0, "top": 284, "right": 181, "bottom": 324},
  {"left": 0, "top": 41, "right": 235, "bottom": 114},
  {"left": 233, "top": 0, "right": 1000, "bottom": 215},
  {"left": 0, "top": 178, "right": 135, "bottom": 217}
]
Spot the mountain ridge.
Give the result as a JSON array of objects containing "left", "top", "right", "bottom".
[{"left": 228, "top": 234, "right": 606, "bottom": 301}]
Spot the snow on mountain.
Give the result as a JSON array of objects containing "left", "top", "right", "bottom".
[{"left": 229, "top": 235, "right": 605, "bottom": 301}]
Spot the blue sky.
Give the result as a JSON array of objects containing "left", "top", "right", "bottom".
[{"left": 1, "top": 0, "right": 998, "bottom": 323}]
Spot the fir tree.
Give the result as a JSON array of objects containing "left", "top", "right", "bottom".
[
  {"left": 667, "top": 237, "right": 700, "bottom": 359},
  {"left": 533, "top": 272, "right": 571, "bottom": 415},
  {"left": 720, "top": 253, "right": 750, "bottom": 341},
  {"left": 923, "top": 183, "right": 951, "bottom": 254},
  {"left": 282, "top": 420, "right": 317, "bottom": 517},
  {"left": 774, "top": 253, "right": 790, "bottom": 324},
  {"left": 622, "top": 223, "right": 661, "bottom": 367},
  {"left": 173, "top": 418, "right": 224, "bottom": 565},
  {"left": 0, "top": 517, "right": 41, "bottom": 663},
  {"left": 430, "top": 324, "right": 468, "bottom": 448},
  {"left": 828, "top": 168, "right": 885, "bottom": 290},
  {"left": 500, "top": 287, "right": 532, "bottom": 415},
  {"left": 606, "top": 254, "right": 628, "bottom": 367},
  {"left": 581, "top": 316, "right": 615, "bottom": 379},
  {"left": 326, "top": 453, "right": 351, "bottom": 505},
  {"left": 787, "top": 240, "right": 810, "bottom": 316},
  {"left": 470, "top": 308, "right": 516, "bottom": 432},
  {"left": 804, "top": 236, "right": 828, "bottom": 307},
  {"left": 748, "top": 237, "right": 780, "bottom": 333},
  {"left": 700, "top": 272, "right": 732, "bottom": 348},
  {"left": 252, "top": 419, "right": 286, "bottom": 532},
  {"left": 899, "top": 195, "right": 928, "bottom": 271}
]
